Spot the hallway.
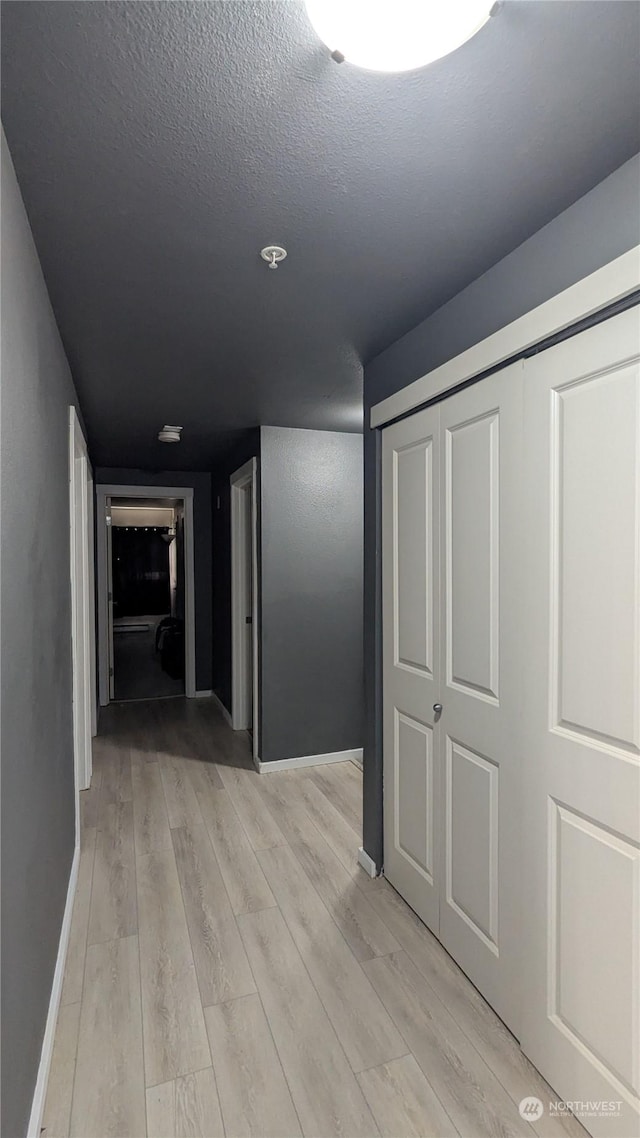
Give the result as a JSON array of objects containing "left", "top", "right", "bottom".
[{"left": 43, "top": 699, "right": 584, "bottom": 1138}]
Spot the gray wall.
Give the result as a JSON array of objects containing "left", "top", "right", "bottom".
[
  {"left": 211, "top": 430, "right": 261, "bottom": 714},
  {"left": 362, "top": 153, "right": 640, "bottom": 867},
  {"left": 259, "top": 427, "right": 363, "bottom": 764},
  {"left": 95, "top": 467, "right": 213, "bottom": 692},
  {"left": 1, "top": 132, "right": 83, "bottom": 1138}
]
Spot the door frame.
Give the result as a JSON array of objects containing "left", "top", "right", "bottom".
[
  {"left": 69, "top": 406, "right": 94, "bottom": 830},
  {"left": 230, "top": 457, "right": 259, "bottom": 757},
  {"left": 96, "top": 484, "right": 196, "bottom": 703}
]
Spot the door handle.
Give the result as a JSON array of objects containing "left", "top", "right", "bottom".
[
  {"left": 433, "top": 703, "right": 443, "bottom": 716},
  {"left": 245, "top": 616, "right": 253, "bottom": 624}
]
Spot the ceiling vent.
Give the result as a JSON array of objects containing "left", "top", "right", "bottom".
[{"left": 158, "top": 425, "right": 183, "bottom": 443}]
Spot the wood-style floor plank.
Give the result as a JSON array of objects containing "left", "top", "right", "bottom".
[
  {"left": 171, "top": 822, "right": 256, "bottom": 1006},
  {"left": 291, "top": 824, "right": 400, "bottom": 962},
  {"left": 363, "top": 951, "right": 530, "bottom": 1138},
  {"left": 237, "top": 906, "right": 379, "bottom": 1138},
  {"left": 100, "top": 744, "right": 133, "bottom": 805},
  {"left": 41, "top": 1001, "right": 81, "bottom": 1138},
  {"left": 137, "top": 846, "right": 211, "bottom": 1087},
  {"left": 132, "top": 755, "right": 173, "bottom": 856},
  {"left": 205, "top": 994, "right": 302, "bottom": 1137},
  {"left": 257, "top": 843, "right": 406, "bottom": 1073},
  {"left": 89, "top": 737, "right": 109, "bottom": 788},
  {"left": 217, "top": 763, "right": 286, "bottom": 851},
  {"left": 80, "top": 783, "right": 101, "bottom": 832},
  {"left": 70, "top": 936, "right": 146, "bottom": 1138},
  {"left": 192, "top": 783, "right": 276, "bottom": 916},
  {"left": 87, "top": 801, "right": 137, "bottom": 945},
  {"left": 182, "top": 754, "right": 224, "bottom": 796},
  {"left": 308, "top": 762, "right": 362, "bottom": 834},
  {"left": 61, "top": 827, "right": 97, "bottom": 1006},
  {"left": 358, "top": 1054, "right": 458, "bottom": 1138},
  {"left": 146, "top": 1067, "right": 224, "bottom": 1138},
  {"left": 247, "top": 769, "right": 312, "bottom": 847},
  {"left": 366, "top": 880, "right": 588, "bottom": 1138},
  {"left": 293, "top": 776, "right": 372, "bottom": 888},
  {"left": 159, "top": 755, "right": 204, "bottom": 831}
]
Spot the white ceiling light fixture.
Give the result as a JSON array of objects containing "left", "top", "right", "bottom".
[
  {"left": 158, "top": 424, "right": 183, "bottom": 443},
  {"left": 304, "top": 0, "right": 495, "bottom": 73}
]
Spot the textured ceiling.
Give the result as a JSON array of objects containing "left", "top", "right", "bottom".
[{"left": 2, "top": 1, "right": 639, "bottom": 470}]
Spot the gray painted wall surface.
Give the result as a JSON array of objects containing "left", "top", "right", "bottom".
[
  {"left": 260, "top": 427, "right": 363, "bottom": 764},
  {"left": 95, "top": 468, "right": 213, "bottom": 692},
  {"left": 362, "top": 153, "right": 640, "bottom": 867},
  {"left": 211, "top": 430, "right": 261, "bottom": 714},
  {"left": 1, "top": 132, "right": 83, "bottom": 1138}
]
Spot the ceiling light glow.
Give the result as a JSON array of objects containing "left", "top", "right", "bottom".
[{"left": 304, "top": 0, "right": 493, "bottom": 72}]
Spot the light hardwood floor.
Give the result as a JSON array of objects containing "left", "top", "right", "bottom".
[{"left": 43, "top": 697, "right": 587, "bottom": 1138}]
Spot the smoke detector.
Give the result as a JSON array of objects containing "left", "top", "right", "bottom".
[
  {"left": 260, "top": 245, "right": 287, "bottom": 270},
  {"left": 158, "top": 425, "right": 183, "bottom": 443}
]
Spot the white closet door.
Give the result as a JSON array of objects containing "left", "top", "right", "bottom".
[
  {"left": 438, "top": 363, "right": 524, "bottom": 1036},
  {"left": 382, "top": 403, "right": 441, "bottom": 930},
  {"left": 521, "top": 306, "right": 640, "bottom": 1138}
]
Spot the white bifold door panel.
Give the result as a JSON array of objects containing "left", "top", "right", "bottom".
[
  {"left": 520, "top": 306, "right": 640, "bottom": 1138},
  {"left": 382, "top": 363, "right": 523, "bottom": 1035},
  {"left": 382, "top": 403, "right": 441, "bottom": 932},
  {"left": 438, "top": 368, "right": 523, "bottom": 1035}
]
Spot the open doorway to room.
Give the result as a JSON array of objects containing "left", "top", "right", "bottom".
[
  {"left": 230, "top": 458, "right": 259, "bottom": 758},
  {"left": 110, "top": 499, "right": 184, "bottom": 700},
  {"left": 97, "top": 484, "right": 197, "bottom": 704}
]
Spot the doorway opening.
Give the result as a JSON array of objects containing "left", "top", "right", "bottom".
[
  {"left": 110, "top": 499, "right": 183, "bottom": 700},
  {"left": 97, "top": 485, "right": 196, "bottom": 704},
  {"left": 230, "top": 458, "right": 259, "bottom": 758}
]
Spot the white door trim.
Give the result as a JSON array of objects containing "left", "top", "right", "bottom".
[
  {"left": 69, "top": 406, "right": 93, "bottom": 816},
  {"left": 370, "top": 246, "right": 640, "bottom": 428},
  {"left": 26, "top": 844, "right": 80, "bottom": 1138},
  {"left": 253, "top": 747, "right": 362, "bottom": 773},
  {"left": 230, "top": 457, "right": 259, "bottom": 756},
  {"left": 87, "top": 467, "right": 97, "bottom": 737},
  {"left": 96, "top": 484, "right": 196, "bottom": 702}
]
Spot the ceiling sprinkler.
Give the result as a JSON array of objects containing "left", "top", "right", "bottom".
[{"left": 260, "top": 245, "right": 287, "bottom": 270}]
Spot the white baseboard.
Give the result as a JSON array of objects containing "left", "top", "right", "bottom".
[
  {"left": 358, "top": 846, "right": 378, "bottom": 878},
  {"left": 27, "top": 842, "right": 80, "bottom": 1138},
  {"left": 254, "top": 748, "right": 363, "bottom": 774},
  {"left": 210, "top": 690, "right": 233, "bottom": 727},
  {"left": 194, "top": 689, "right": 213, "bottom": 698}
]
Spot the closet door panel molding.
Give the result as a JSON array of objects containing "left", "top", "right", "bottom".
[{"left": 444, "top": 407, "right": 500, "bottom": 704}]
